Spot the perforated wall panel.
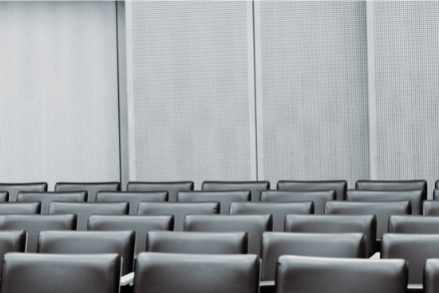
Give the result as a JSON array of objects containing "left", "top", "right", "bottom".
[
  {"left": 374, "top": 2, "right": 439, "bottom": 198},
  {"left": 258, "top": 1, "right": 369, "bottom": 188},
  {"left": 131, "top": 1, "right": 252, "bottom": 188}
]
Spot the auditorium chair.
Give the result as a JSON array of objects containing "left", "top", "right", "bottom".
[
  {"left": 389, "top": 215, "right": 439, "bottom": 233},
  {"left": 0, "top": 202, "right": 41, "bottom": 214},
  {"left": 202, "top": 181, "right": 270, "bottom": 202},
  {"left": 0, "top": 182, "right": 47, "bottom": 202},
  {"left": 276, "top": 255, "right": 408, "bottom": 293},
  {"left": 261, "top": 190, "right": 334, "bottom": 214},
  {"left": 127, "top": 181, "right": 193, "bottom": 202},
  {"left": 277, "top": 180, "right": 347, "bottom": 201},
  {"left": 0, "top": 231, "right": 26, "bottom": 276},
  {"left": 184, "top": 214, "right": 272, "bottom": 256},
  {"left": 1, "top": 253, "right": 121, "bottom": 293},
  {"left": 178, "top": 191, "right": 250, "bottom": 214},
  {"left": 433, "top": 189, "right": 439, "bottom": 199},
  {"left": 356, "top": 180, "right": 427, "bottom": 201},
  {"left": 38, "top": 230, "right": 135, "bottom": 276},
  {"left": 17, "top": 191, "right": 87, "bottom": 214},
  {"left": 325, "top": 201, "right": 411, "bottom": 251},
  {"left": 88, "top": 215, "right": 174, "bottom": 257},
  {"left": 96, "top": 191, "right": 168, "bottom": 215},
  {"left": 146, "top": 231, "right": 248, "bottom": 254},
  {"left": 0, "top": 214, "right": 76, "bottom": 252},
  {"left": 55, "top": 182, "right": 120, "bottom": 202},
  {"left": 49, "top": 202, "right": 128, "bottom": 230},
  {"left": 230, "top": 202, "right": 313, "bottom": 231},
  {"left": 424, "top": 259, "right": 439, "bottom": 293},
  {"left": 137, "top": 202, "right": 219, "bottom": 231},
  {"left": 346, "top": 190, "right": 423, "bottom": 215},
  {"left": 285, "top": 214, "right": 377, "bottom": 257},
  {"left": 424, "top": 201, "right": 439, "bottom": 215},
  {"left": 0, "top": 192, "right": 8, "bottom": 202},
  {"left": 133, "top": 253, "right": 259, "bottom": 293}
]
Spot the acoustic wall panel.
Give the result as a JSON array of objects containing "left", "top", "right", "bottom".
[
  {"left": 374, "top": 2, "right": 439, "bottom": 198},
  {"left": 257, "top": 1, "right": 369, "bottom": 188},
  {"left": 130, "top": 1, "right": 254, "bottom": 188}
]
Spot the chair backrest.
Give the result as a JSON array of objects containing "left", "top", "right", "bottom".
[
  {"left": 261, "top": 232, "right": 367, "bottom": 281},
  {"left": 88, "top": 215, "right": 173, "bottom": 257},
  {"left": 230, "top": 202, "right": 313, "bottom": 231},
  {"left": 276, "top": 255, "right": 407, "bottom": 293},
  {"left": 285, "top": 214, "right": 377, "bottom": 257},
  {"left": 184, "top": 214, "right": 272, "bottom": 256},
  {"left": 389, "top": 215, "right": 439, "bottom": 233},
  {"left": 17, "top": 191, "right": 87, "bottom": 214},
  {"left": 382, "top": 234, "right": 439, "bottom": 284},
  {"left": 0, "top": 214, "right": 76, "bottom": 253},
  {"left": 0, "top": 192, "right": 8, "bottom": 202},
  {"left": 54, "top": 182, "right": 120, "bottom": 202},
  {"left": 356, "top": 180, "right": 427, "bottom": 201},
  {"left": 0, "top": 182, "right": 47, "bottom": 202},
  {"left": 38, "top": 230, "right": 135, "bottom": 275},
  {"left": 138, "top": 202, "right": 219, "bottom": 231},
  {"left": 202, "top": 181, "right": 270, "bottom": 202},
  {"left": 127, "top": 181, "right": 194, "bottom": 202},
  {"left": 346, "top": 190, "right": 423, "bottom": 215},
  {"left": 433, "top": 189, "right": 439, "bottom": 200},
  {"left": 49, "top": 202, "right": 129, "bottom": 230},
  {"left": 0, "top": 202, "right": 41, "bottom": 214},
  {"left": 147, "top": 231, "right": 248, "bottom": 254},
  {"left": 133, "top": 252, "right": 259, "bottom": 293},
  {"left": 424, "top": 201, "right": 439, "bottom": 215},
  {"left": 424, "top": 259, "right": 439, "bottom": 293},
  {"left": 1, "top": 253, "right": 121, "bottom": 293},
  {"left": 178, "top": 191, "right": 250, "bottom": 214},
  {"left": 261, "top": 190, "right": 335, "bottom": 214},
  {"left": 0, "top": 231, "right": 26, "bottom": 276},
  {"left": 96, "top": 191, "right": 168, "bottom": 215},
  {"left": 277, "top": 180, "right": 347, "bottom": 201}
]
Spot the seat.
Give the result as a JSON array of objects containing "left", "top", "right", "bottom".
[
  {"left": 127, "top": 181, "right": 193, "bottom": 202},
  {"left": 433, "top": 189, "right": 439, "bottom": 200},
  {"left": 0, "top": 182, "right": 47, "bottom": 202},
  {"left": 1, "top": 253, "right": 121, "bottom": 293},
  {"left": 261, "top": 232, "right": 366, "bottom": 281},
  {"left": 346, "top": 190, "right": 423, "bottom": 215},
  {"left": 177, "top": 191, "right": 250, "bottom": 214},
  {"left": 261, "top": 190, "right": 335, "bottom": 214},
  {"left": 38, "top": 230, "right": 135, "bottom": 275},
  {"left": 0, "top": 192, "right": 8, "bottom": 202},
  {"left": 230, "top": 202, "right": 313, "bottom": 231},
  {"left": 356, "top": 180, "right": 427, "bottom": 201},
  {"left": 54, "top": 182, "right": 120, "bottom": 202},
  {"left": 96, "top": 191, "right": 168, "bottom": 215},
  {"left": 147, "top": 231, "right": 248, "bottom": 254},
  {"left": 424, "top": 259, "right": 439, "bottom": 293},
  {"left": 137, "top": 202, "right": 219, "bottom": 231},
  {"left": 202, "top": 181, "right": 270, "bottom": 202},
  {"left": 17, "top": 191, "right": 87, "bottom": 214},
  {"left": 88, "top": 215, "right": 173, "bottom": 257},
  {"left": 184, "top": 214, "right": 272, "bottom": 256},
  {"left": 0, "top": 202, "right": 41, "bottom": 214},
  {"left": 389, "top": 215, "right": 439, "bottom": 233},
  {"left": 285, "top": 215, "right": 377, "bottom": 257},
  {"left": 0, "top": 231, "right": 26, "bottom": 276},
  {"left": 0, "top": 214, "right": 76, "bottom": 252},
  {"left": 133, "top": 252, "right": 259, "bottom": 293},
  {"left": 49, "top": 202, "right": 129, "bottom": 230},
  {"left": 325, "top": 201, "right": 411, "bottom": 251},
  {"left": 277, "top": 180, "right": 347, "bottom": 201},
  {"left": 276, "top": 255, "right": 408, "bottom": 293},
  {"left": 424, "top": 201, "right": 439, "bottom": 215}
]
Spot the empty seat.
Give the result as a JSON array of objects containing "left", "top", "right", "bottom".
[
  {"left": 424, "top": 201, "right": 439, "bottom": 215},
  {"left": 261, "top": 190, "right": 334, "bottom": 214},
  {"left": 96, "top": 191, "right": 168, "bottom": 215},
  {"left": 55, "top": 182, "right": 120, "bottom": 202},
  {"left": 285, "top": 215, "right": 377, "bottom": 257},
  {"left": 261, "top": 232, "right": 366, "bottom": 281},
  {"left": 17, "top": 191, "right": 87, "bottom": 214},
  {"left": 88, "top": 215, "right": 173, "bottom": 257},
  {"left": 0, "top": 182, "right": 47, "bottom": 202},
  {"left": 276, "top": 255, "right": 408, "bottom": 293},
  {"left": 138, "top": 202, "right": 219, "bottom": 231},
  {"left": 49, "top": 202, "right": 128, "bottom": 230},
  {"left": 277, "top": 180, "right": 347, "bottom": 201},
  {"left": 0, "top": 231, "right": 26, "bottom": 276},
  {"left": 127, "top": 181, "right": 193, "bottom": 202},
  {"left": 133, "top": 253, "right": 259, "bottom": 293},
  {"left": 0, "top": 202, "right": 41, "bottom": 214},
  {"left": 433, "top": 189, "right": 439, "bottom": 200},
  {"left": 389, "top": 215, "right": 439, "bottom": 233},
  {"left": 0, "top": 192, "right": 8, "bottom": 202},
  {"left": 147, "top": 231, "right": 248, "bottom": 254},
  {"left": 230, "top": 202, "right": 313, "bottom": 231},
  {"left": 38, "top": 230, "right": 135, "bottom": 275},
  {"left": 1, "top": 253, "right": 121, "bottom": 293},
  {"left": 184, "top": 214, "right": 272, "bottom": 256},
  {"left": 346, "top": 190, "right": 423, "bottom": 215},
  {"left": 178, "top": 191, "right": 250, "bottom": 214},
  {"left": 202, "top": 181, "right": 270, "bottom": 202},
  {"left": 356, "top": 180, "right": 427, "bottom": 201},
  {"left": 424, "top": 259, "right": 439, "bottom": 293}
]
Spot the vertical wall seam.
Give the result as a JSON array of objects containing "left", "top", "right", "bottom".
[
  {"left": 115, "top": 0, "right": 122, "bottom": 184},
  {"left": 252, "top": 0, "right": 259, "bottom": 181}
]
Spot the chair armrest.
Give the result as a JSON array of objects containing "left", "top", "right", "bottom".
[{"left": 120, "top": 272, "right": 134, "bottom": 286}]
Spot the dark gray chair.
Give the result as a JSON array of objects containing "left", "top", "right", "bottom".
[
  {"left": 55, "top": 182, "right": 120, "bottom": 202},
  {"left": 127, "top": 181, "right": 193, "bottom": 202},
  {"left": 17, "top": 191, "right": 87, "bottom": 214},
  {"left": 423, "top": 201, "right": 439, "bottom": 215},
  {"left": 433, "top": 189, "right": 439, "bottom": 200},
  {"left": 0, "top": 231, "right": 26, "bottom": 276},
  {"left": 96, "top": 191, "right": 168, "bottom": 215},
  {"left": 277, "top": 180, "right": 347, "bottom": 201},
  {"left": 261, "top": 190, "right": 335, "bottom": 214},
  {"left": 0, "top": 192, "right": 8, "bottom": 202},
  {"left": 425, "top": 259, "right": 439, "bottom": 293},
  {"left": 389, "top": 215, "right": 439, "bottom": 234},
  {"left": 0, "top": 182, "right": 47, "bottom": 202},
  {"left": 178, "top": 191, "right": 250, "bottom": 214},
  {"left": 0, "top": 202, "right": 41, "bottom": 214},
  {"left": 356, "top": 180, "right": 427, "bottom": 202},
  {"left": 202, "top": 181, "right": 270, "bottom": 202}
]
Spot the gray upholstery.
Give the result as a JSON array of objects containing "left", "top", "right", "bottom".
[
  {"left": 423, "top": 201, "right": 439, "bottom": 216},
  {"left": 277, "top": 180, "right": 347, "bottom": 201},
  {"left": 0, "top": 183, "right": 47, "bottom": 202},
  {"left": 17, "top": 191, "right": 87, "bottom": 214},
  {"left": 356, "top": 180, "right": 427, "bottom": 202},
  {"left": 202, "top": 181, "right": 270, "bottom": 202},
  {"left": 127, "top": 181, "right": 193, "bottom": 202},
  {"left": 424, "top": 259, "right": 439, "bottom": 293},
  {"left": 55, "top": 182, "right": 120, "bottom": 202},
  {"left": 178, "top": 191, "right": 250, "bottom": 214},
  {"left": 0, "top": 202, "right": 41, "bottom": 214},
  {"left": 96, "top": 191, "right": 168, "bottom": 215},
  {"left": 389, "top": 215, "right": 439, "bottom": 233},
  {"left": 261, "top": 190, "right": 334, "bottom": 214}
]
